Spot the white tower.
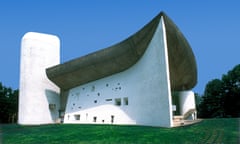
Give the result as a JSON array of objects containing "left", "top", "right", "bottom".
[{"left": 19, "top": 32, "right": 60, "bottom": 125}]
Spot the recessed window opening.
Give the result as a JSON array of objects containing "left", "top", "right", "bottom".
[
  {"left": 91, "top": 86, "right": 95, "bottom": 92},
  {"left": 97, "top": 93, "right": 100, "bottom": 96},
  {"left": 94, "top": 100, "right": 97, "bottom": 103},
  {"left": 111, "top": 115, "right": 114, "bottom": 124},
  {"left": 123, "top": 97, "right": 128, "bottom": 105},
  {"left": 49, "top": 104, "right": 56, "bottom": 110},
  {"left": 106, "top": 99, "right": 112, "bottom": 101},
  {"left": 93, "top": 116, "right": 97, "bottom": 122},
  {"left": 115, "top": 98, "right": 121, "bottom": 106},
  {"left": 74, "top": 114, "right": 80, "bottom": 120}
]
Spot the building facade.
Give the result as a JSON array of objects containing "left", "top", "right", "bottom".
[{"left": 19, "top": 12, "right": 197, "bottom": 127}]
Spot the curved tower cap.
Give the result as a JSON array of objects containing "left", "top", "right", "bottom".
[{"left": 22, "top": 32, "right": 60, "bottom": 48}]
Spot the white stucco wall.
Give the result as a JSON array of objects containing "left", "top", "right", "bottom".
[
  {"left": 19, "top": 32, "right": 60, "bottom": 125},
  {"left": 64, "top": 17, "right": 173, "bottom": 127},
  {"left": 179, "top": 90, "right": 196, "bottom": 115}
]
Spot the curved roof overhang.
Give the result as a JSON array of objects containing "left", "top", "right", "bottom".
[
  {"left": 162, "top": 13, "right": 197, "bottom": 91},
  {"left": 46, "top": 12, "right": 197, "bottom": 91}
]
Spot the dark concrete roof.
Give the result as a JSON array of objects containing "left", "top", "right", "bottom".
[{"left": 46, "top": 12, "right": 197, "bottom": 91}]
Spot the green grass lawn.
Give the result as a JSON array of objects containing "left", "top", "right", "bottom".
[{"left": 1, "top": 118, "right": 239, "bottom": 144}]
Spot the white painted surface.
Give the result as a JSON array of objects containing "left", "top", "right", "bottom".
[
  {"left": 179, "top": 90, "right": 196, "bottom": 115},
  {"left": 19, "top": 32, "right": 60, "bottom": 125},
  {"left": 64, "top": 17, "right": 173, "bottom": 127}
]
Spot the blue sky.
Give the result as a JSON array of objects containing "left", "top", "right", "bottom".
[{"left": 0, "top": 1, "right": 239, "bottom": 94}]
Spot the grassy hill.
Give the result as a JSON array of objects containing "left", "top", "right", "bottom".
[{"left": 1, "top": 118, "right": 239, "bottom": 144}]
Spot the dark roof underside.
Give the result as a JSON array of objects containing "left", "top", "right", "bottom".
[{"left": 46, "top": 12, "right": 197, "bottom": 91}]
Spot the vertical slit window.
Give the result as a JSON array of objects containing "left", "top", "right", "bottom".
[{"left": 123, "top": 97, "right": 128, "bottom": 105}]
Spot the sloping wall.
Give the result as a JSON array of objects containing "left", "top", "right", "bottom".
[{"left": 64, "top": 18, "right": 173, "bottom": 127}]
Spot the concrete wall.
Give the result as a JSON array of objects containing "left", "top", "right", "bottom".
[
  {"left": 18, "top": 32, "right": 60, "bottom": 125},
  {"left": 179, "top": 90, "right": 196, "bottom": 115},
  {"left": 64, "top": 18, "right": 173, "bottom": 127}
]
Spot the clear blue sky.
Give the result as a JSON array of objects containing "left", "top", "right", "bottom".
[{"left": 0, "top": 1, "right": 239, "bottom": 94}]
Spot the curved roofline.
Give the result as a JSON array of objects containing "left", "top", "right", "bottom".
[
  {"left": 162, "top": 13, "right": 197, "bottom": 90},
  {"left": 46, "top": 12, "right": 197, "bottom": 90}
]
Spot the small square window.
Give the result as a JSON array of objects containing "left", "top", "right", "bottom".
[
  {"left": 49, "top": 104, "right": 56, "bottom": 109},
  {"left": 74, "top": 114, "right": 80, "bottom": 120},
  {"left": 115, "top": 98, "right": 121, "bottom": 106}
]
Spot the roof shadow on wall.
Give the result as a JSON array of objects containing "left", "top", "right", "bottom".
[{"left": 45, "top": 89, "right": 60, "bottom": 122}]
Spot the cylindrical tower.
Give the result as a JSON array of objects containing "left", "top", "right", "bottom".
[
  {"left": 18, "top": 32, "right": 60, "bottom": 125},
  {"left": 179, "top": 90, "right": 196, "bottom": 116}
]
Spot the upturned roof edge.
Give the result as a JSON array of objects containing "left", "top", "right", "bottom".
[{"left": 46, "top": 12, "right": 197, "bottom": 90}]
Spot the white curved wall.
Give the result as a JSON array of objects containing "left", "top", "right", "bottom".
[
  {"left": 64, "top": 18, "right": 173, "bottom": 127},
  {"left": 19, "top": 32, "right": 60, "bottom": 125},
  {"left": 179, "top": 90, "right": 196, "bottom": 115}
]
